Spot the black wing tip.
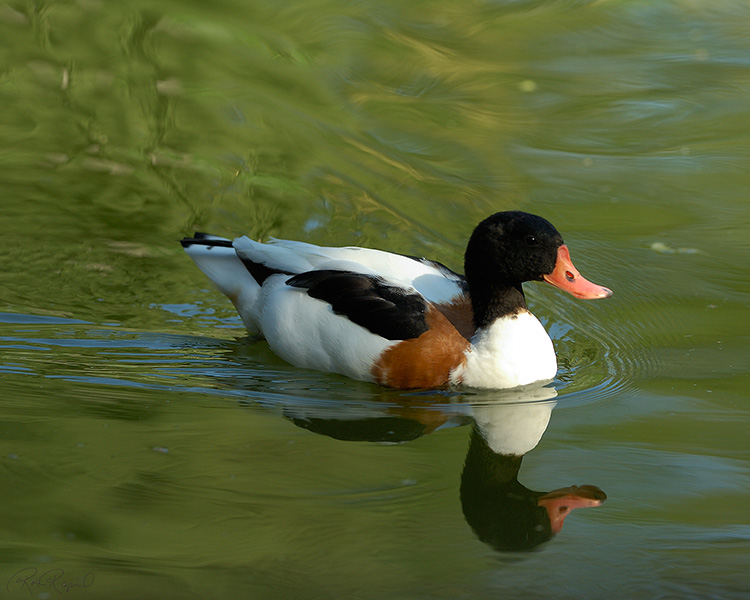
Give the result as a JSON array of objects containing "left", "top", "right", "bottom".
[{"left": 180, "top": 232, "right": 234, "bottom": 248}]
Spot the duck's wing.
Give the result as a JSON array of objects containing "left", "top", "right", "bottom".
[
  {"left": 183, "top": 233, "right": 473, "bottom": 340},
  {"left": 283, "top": 268, "right": 471, "bottom": 388},
  {"left": 286, "top": 270, "right": 429, "bottom": 341},
  {"left": 233, "top": 236, "right": 467, "bottom": 305}
]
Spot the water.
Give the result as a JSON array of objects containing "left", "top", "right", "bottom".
[{"left": 2, "top": 0, "right": 749, "bottom": 598}]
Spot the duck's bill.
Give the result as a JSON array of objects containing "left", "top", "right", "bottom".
[{"left": 543, "top": 245, "right": 613, "bottom": 299}]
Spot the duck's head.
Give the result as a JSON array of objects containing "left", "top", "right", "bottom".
[{"left": 464, "top": 211, "right": 612, "bottom": 300}]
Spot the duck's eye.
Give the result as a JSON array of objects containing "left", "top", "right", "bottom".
[{"left": 525, "top": 235, "right": 539, "bottom": 246}]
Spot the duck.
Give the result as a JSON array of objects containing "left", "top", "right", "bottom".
[{"left": 180, "top": 211, "right": 611, "bottom": 389}]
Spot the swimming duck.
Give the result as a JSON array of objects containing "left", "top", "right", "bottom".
[{"left": 180, "top": 211, "right": 611, "bottom": 389}]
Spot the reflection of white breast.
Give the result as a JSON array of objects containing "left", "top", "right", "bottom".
[{"left": 471, "top": 386, "right": 557, "bottom": 456}]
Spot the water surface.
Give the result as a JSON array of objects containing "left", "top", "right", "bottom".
[{"left": 1, "top": 1, "right": 749, "bottom": 598}]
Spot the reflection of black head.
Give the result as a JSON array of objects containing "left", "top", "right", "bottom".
[{"left": 460, "top": 427, "right": 552, "bottom": 552}]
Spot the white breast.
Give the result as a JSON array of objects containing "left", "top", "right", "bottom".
[{"left": 451, "top": 311, "right": 557, "bottom": 389}]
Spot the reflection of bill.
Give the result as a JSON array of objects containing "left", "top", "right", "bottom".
[
  {"left": 537, "top": 485, "right": 606, "bottom": 534},
  {"left": 462, "top": 388, "right": 606, "bottom": 552}
]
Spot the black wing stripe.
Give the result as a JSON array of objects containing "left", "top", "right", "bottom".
[{"left": 286, "top": 270, "right": 429, "bottom": 341}]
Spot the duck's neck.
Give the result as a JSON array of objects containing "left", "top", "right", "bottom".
[{"left": 468, "top": 280, "right": 528, "bottom": 330}]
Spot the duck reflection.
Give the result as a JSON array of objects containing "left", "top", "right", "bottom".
[
  {"left": 283, "top": 385, "right": 605, "bottom": 552},
  {"left": 286, "top": 398, "right": 466, "bottom": 442},
  {"left": 461, "top": 426, "right": 606, "bottom": 552},
  {"left": 462, "top": 390, "right": 606, "bottom": 551}
]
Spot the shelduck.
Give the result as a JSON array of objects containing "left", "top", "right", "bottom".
[{"left": 180, "top": 211, "right": 611, "bottom": 389}]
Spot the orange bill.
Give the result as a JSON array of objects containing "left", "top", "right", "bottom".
[{"left": 543, "top": 245, "right": 613, "bottom": 299}]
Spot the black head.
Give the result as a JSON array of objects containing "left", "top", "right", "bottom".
[
  {"left": 463, "top": 212, "right": 564, "bottom": 326},
  {"left": 465, "top": 211, "right": 563, "bottom": 287}
]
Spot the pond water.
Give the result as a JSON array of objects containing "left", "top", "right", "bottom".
[{"left": 2, "top": 0, "right": 749, "bottom": 598}]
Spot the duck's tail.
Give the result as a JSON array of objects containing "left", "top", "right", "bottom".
[{"left": 181, "top": 233, "right": 265, "bottom": 333}]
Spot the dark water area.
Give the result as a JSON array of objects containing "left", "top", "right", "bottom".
[{"left": 1, "top": 1, "right": 749, "bottom": 598}]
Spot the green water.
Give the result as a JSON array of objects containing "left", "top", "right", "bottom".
[{"left": 1, "top": 0, "right": 749, "bottom": 598}]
